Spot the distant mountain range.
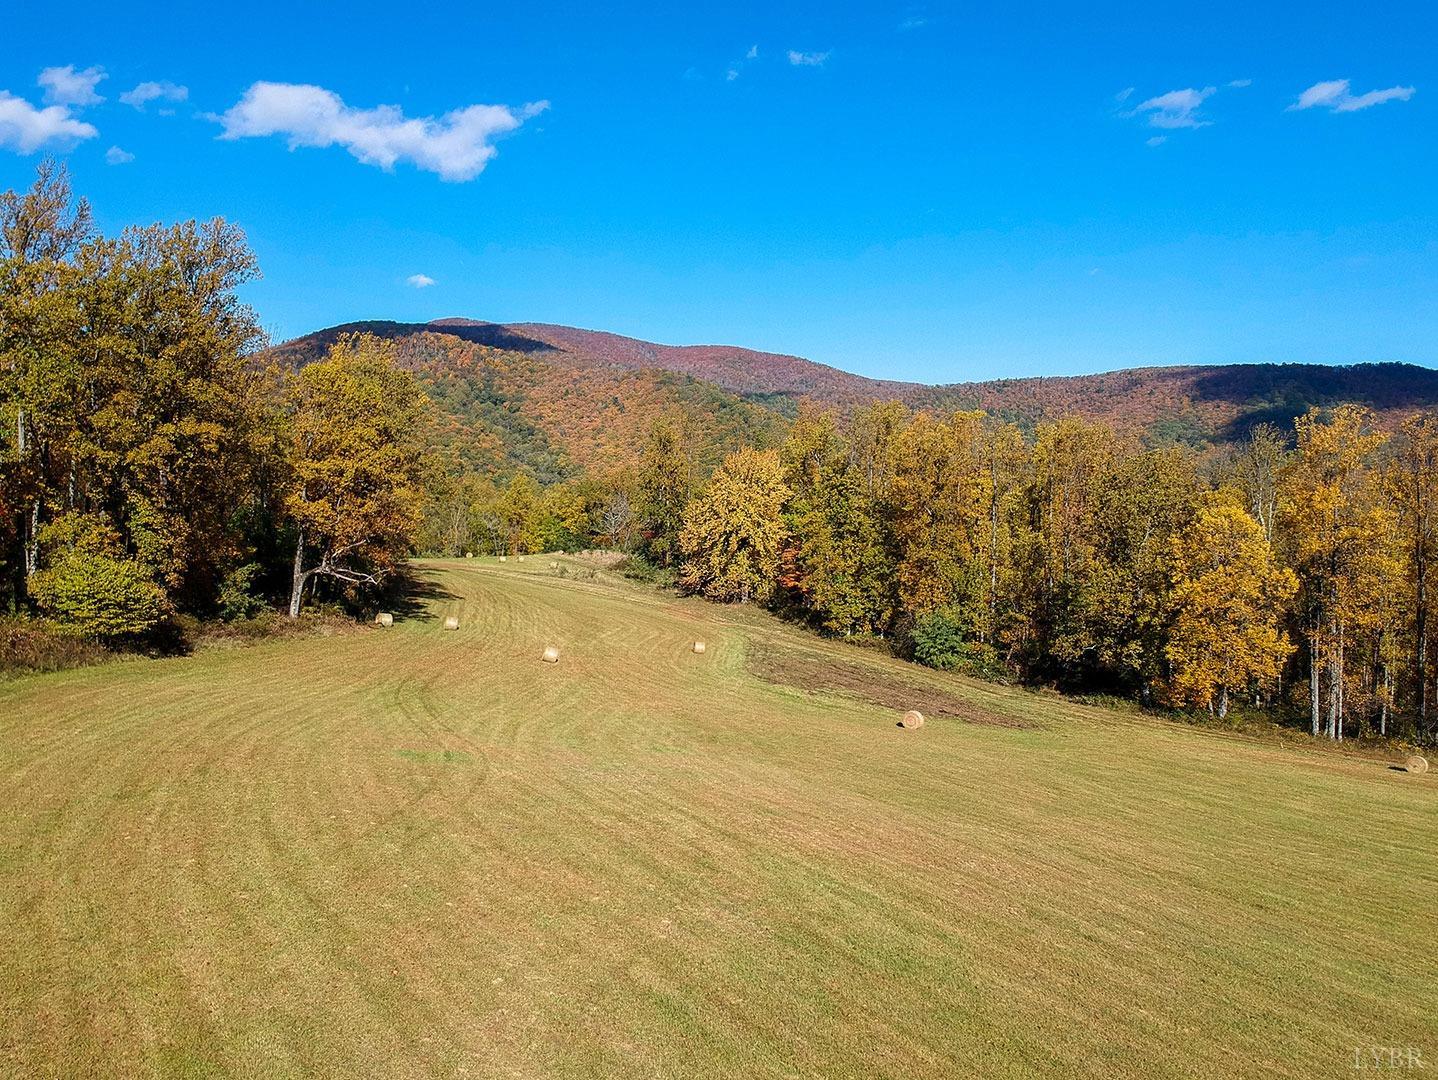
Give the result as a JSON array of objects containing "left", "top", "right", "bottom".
[{"left": 269, "top": 318, "right": 1438, "bottom": 477}]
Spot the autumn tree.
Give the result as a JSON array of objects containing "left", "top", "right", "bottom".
[
  {"left": 1387, "top": 414, "right": 1438, "bottom": 729},
  {"left": 0, "top": 160, "right": 91, "bottom": 601},
  {"left": 679, "top": 448, "right": 790, "bottom": 603},
  {"left": 1281, "top": 406, "right": 1395, "bottom": 739},
  {"left": 781, "top": 407, "right": 894, "bottom": 635},
  {"left": 285, "top": 334, "right": 428, "bottom": 617},
  {"left": 1, "top": 161, "right": 265, "bottom": 618},
  {"left": 886, "top": 411, "right": 989, "bottom": 622},
  {"left": 1232, "top": 422, "right": 1287, "bottom": 543},
  {"left": 1166, "top": 492, "right": 1297, "bottom": 717},
  {"left": 1086, "top": 448, "right": 1201, "bottom": 697},
  {"left": 1011, "top": 418, "right": 1117, "bottom": 681},
  {"left": 637, "top": 416, "right": 692, "bottom": 566}
]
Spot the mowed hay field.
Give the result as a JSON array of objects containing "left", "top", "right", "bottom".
[{"left": 2, "top": 559, "right": 1435, "bottom": 1079}]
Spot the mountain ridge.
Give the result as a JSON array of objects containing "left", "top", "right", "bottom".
[{"left": 268, "top": 318, "right": 1438, "bottom": 463}]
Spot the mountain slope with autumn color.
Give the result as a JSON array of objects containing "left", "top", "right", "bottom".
[{"left": 270, "top": 318, "right": 1438, "bottom": 471}]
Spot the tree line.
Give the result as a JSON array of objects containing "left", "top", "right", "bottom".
[
  {"left": 2, "top": 164, "right": 429, "bottom": 635},
  {"left": 654, "top": 403, "right": 1438, "bottom": 742}
]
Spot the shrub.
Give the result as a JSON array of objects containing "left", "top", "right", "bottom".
[
  {"left": 30, "top": 553, "right": 169, "bottom": 640},
  {"left": 0, "top": 617, "right": 110, "bottom": 676},
  {"left": 911, "top": 609, "right": 1004, "bottom": 678},
  {"left": 218, "top": 563, "right": 266, "bottom": 621}
]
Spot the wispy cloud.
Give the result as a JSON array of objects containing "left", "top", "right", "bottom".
[
  {"left": 1227, "top": 78, "right": 1253, "bottom": 89},
  {"left": 105, "top": 145, "right": 134, "bottom": 165},
  {"left": 0, "top": 91, "right": 98, "bottom": 153},
  {"left": 897, "top": 14, "right": 928, "bottom": 31},
  {"left": 787, "top": 50, "right": 830, "bottom": 68},
  {"left": 38, "top": 65, "right": 106, "bottom": 107},
  {"left": 1289, "top": 78, "right": 1415, "bottom": 113},
  {"left": 215, "top": 82, "right": 549, "bottom": 182},
  {"left": 1146, "top": 135, "right": 1167, "bottom": 148},
  {"left": 406, "top": 273, "right": 436, "bottom": 288},
  {"left": 1132, "top": 86, "right": 1217, "bottom": 129},
  {"left": 119, "top": 80, "right": 188, "bottom": 110},
  {"left": 726, "top": 44, "right": 759, "bottom": 81}
]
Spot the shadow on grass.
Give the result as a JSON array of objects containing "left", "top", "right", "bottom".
[{"left": 380, "top": 570, "right": 461, "bottom": 624}]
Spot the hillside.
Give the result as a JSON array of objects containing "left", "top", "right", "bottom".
[
  {"left": 271, "top": 319, "right": 1438, "bottom": 468},
  {"left": 2, "top": 557, "right": 1432, "bottom": 1076},
  {"left": 269, "top": 323, "right": 787, "bottom": 480}
]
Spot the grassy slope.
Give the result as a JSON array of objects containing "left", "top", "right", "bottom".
[{"left": 1, "top": 559, "right": 1433, "bottom": 1079}]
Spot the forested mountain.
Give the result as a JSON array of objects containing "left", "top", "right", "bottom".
[
  {"left": 269, "top": 323, "right": 787, "bottom": 480},
  {"left": 273, "top": 319, "right": 1438, "bottom": 461}
]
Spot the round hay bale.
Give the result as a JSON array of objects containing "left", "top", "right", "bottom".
[
  {"left": 499, "top": 555, "right": 507, "bottom": 562},
  {"left": 1406, "top": 754, "right": 1430, "bottom": 775},
  {"left": 443, "top": 616, "right": 459, "bottom": 631},
  {"left": 518, "top": 555, "right": 526, "bottom": 562},
  {"left": 541, "top": 645, "right": 560, "bottom": 663},
  {"left": 692, "top": 641, "right": 706, "bottom": 654},
  {"left": 464, "top": 551, "right": 473, "bottom": 558},
  {"left": 899, "top": 710, "right": 925, "bottom": 729},
  {"left": 375, "top": 612, "right": 394, "bottom": 628}
]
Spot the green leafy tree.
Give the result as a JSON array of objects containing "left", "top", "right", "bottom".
[
  {"left": 29, "top": 512, "right": 166, "bottom": 638},
  {"left": 637, "top": 416, "right": 692, "bottom": 566}
]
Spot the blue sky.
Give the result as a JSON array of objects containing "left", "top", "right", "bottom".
[{"left": 3, "top": 1, "right": 1434, "bottom": 383}]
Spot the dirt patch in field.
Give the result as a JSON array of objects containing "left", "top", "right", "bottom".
[{"left": 748, "top": 646, "right": 1030, "bottom": 728}]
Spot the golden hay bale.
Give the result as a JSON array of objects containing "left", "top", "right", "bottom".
[
  {"left": 499, "top": 555, "right": 507, "bottom": 562},
  {"left": 464, "top": 551, "right": 473, "bottom": 558},
  {"left": 443, "top": 616, "right": 459, "bottom": 631},
  {"left": 692, "top": 641, "right": 706, "bottom": 654},
  {"left": 375, "top": 612, "right": 394, "bottom": 628},
  {"left": 1406, "top": 754, "right": 1430, "bottom": 775},
  {"left": 899, "top": 710, "right": 925, "bottom": 729},
  {"left": 541, "top": 645, "right": 560, "bottom": 663}
]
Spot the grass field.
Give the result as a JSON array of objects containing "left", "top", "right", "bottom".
[{"left": 2, "top": 557, "right": 1434, "bottom": 1078}]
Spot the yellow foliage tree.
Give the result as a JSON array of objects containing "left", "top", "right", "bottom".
[
  {"left": 1280, "top": 405, "right": 1396, "bottom": 738},
  {"left": 678, "top": 448, "right": 790, "bottom": 603},
  {"left": 285, "top": 334, "right": 429, "bottom": 616},
  {"left": 1166, "top": 492, "right": 1297, "bottom": 717}
]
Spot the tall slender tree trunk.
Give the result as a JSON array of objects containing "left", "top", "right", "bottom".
[
  {"left": 288, "top": 528, "right": 307, "bottom": 618},
  {"left": 1310, "top": 635, "right": 1321, "bottom": 737}
]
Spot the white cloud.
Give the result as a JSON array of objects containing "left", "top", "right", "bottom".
[
  {"left": 0, "top": 91, "right": 98, "bottom": 153},
  {"left": 119, "top": 80, "right": 189, "bottom": 110},
  {"left": 1146, "top": 135, "right": 1167, "bottom": 147},
  {"left": 105, "top": 145, "right": 134, "bottom": 165},
  {"left": 746, "top": 44, "right": 759, "bottom": 60},
  {"left": 1133, "top": 86, "right": 1216, "bottom": 129},
  {"left": 1290, "top": 78, "right": 1415, "bottom": 113},
  {"left": 898, "top": 15, "right": 929, "bottom": 31},
  {"left": 1228, "top": 78, "right": 1253, "bottom": 89},
  {"left": 215, "top": 82, "right": 548, "bottom": 181},
  {"left": 38, "top": 65, "right": 106, "bottom": 107},
  {"left": 787, "top": 50, "right": 830, "bottom": 67},
  {"left": 406, "top": 273, "right": 436, "bottom": 288}
]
